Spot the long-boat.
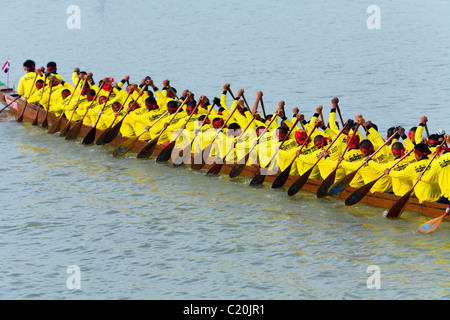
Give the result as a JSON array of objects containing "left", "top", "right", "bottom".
[{"left": 1, "top": 84, "right": 448, "bottom": 222}]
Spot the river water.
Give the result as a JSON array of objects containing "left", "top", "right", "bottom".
[{"left": 0, "top": 0, "right": 449, "bottom": 300}]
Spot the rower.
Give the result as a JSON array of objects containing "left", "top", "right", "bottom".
[
  {"left": 419, "top": 134, "right": 450, "bottom": 211},
  {"left": 384, "top": 143, "right": 441, "bottom": 203},
  {"left": 298, "top": 119, "right": 344, "bottom": 182},
  {"left": 17, "top": 60, "right": 43, "bottom": 98},
  {"left": 46, "top": 61, "right": 64, "bottom": 82},
  {"left": 366, "top": 141, "right": 414, "bottom": 196}
]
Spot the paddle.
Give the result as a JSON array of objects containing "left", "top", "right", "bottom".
[
  {"left": 81, "top": 83, "right": 114, "bottom": 144},
  {"left": 260, "top": 97, "right": 267, "bottom": 120},
  {"left": 327, "top": 130, "right": 399, "bottom": 197},
  {"left": 190, "top": 101, "right": 240, "bottom": 170},
  {"left": 95, "top": 86, "right": 134, "bottom": 145},
  {"left": 0, "top": 95, "right": 22, "bottom": 114},
  {"left": 345, "top": 148, "right": 414, "bottom": 206},
  {"left": 113, "top": 110, "right": 169, "bottom": 157},
  {"left": 418, "top": 210, "right": 449, "bottom": 234},
  {"left": 287, "top": 121, "right": 349, "bottom": 197},
  {"left": 168, "top": 85, "right": 179, "bottom": 100},
  {"left": 271, "top": 124, "right": 318, "bottom": 189},
  {"left": 386, "top": 141, "right": 443, "bottom": 219},
  {"left": 156, "top": 100, "right": 201, "bottom": 162},
  {"left": 47, "top": 78, "right": 83, "bottom": 134},
  {"left": 171, "top": 100, "right": 217, "bottom": 166},
  {"left": 206, "top": 117, "right": 256, "bottom": 175},
  {"left": 59, "top": 79, "right": 87, "bottom": 137},
  {"left": 249, "top": 118, "right": 300, "bottom": 186},
  {"left": 424, "top": 123, "right": 430, "bottom": 140},
  {"left": 316, "top": 123, "right": 360, "bottom": 198},
  {"left": 65, "top": 81, "right": 106, "bottom": 140},
  {"left": 228, "top": 110, "right": 279, "bottom": 178},
  {"left": 136, "top": 96, "right": 188, "bottom": 159},
  {"left": 319, "top": 109, "right": 325, "bottom": 126},
  {"left": 16, "top": 71, "right": 39, "bottom": 122},
  {"left": 39, "top": 79, "right": 56, "bottom": 128},
  {"left": 332, "top": 97, "right": 345, "bottom": 127},
  {"left": 31, "top": 73, "right": 49, "bottom": 126},
  {"left": 100, "top": 84, "right": 147, "bottom": 144}
]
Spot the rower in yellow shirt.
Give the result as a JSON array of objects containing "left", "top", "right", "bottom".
[
  {"left": 366, "top": 142, "right": 414, "bottom": 197},
  {"left": 37, "top": 76, "right": 75, "bottom": 111},
  {"left": 17, "top": 60, "right": 43, "bottom": 98},
  {"left": 45, "top": 62, "right": 65, "bottom": 82},
  {"left": 334, "top": 116, "right": 392, "bottom": 193},
  {"left": 298, "top": 119, "right": 344, "bottom": 182},
  {"left": 384, "top": 143, "right": 441, "bottom": 203},
  {"left": 419, "top": 134, "right": 450, "bottom": 211}
]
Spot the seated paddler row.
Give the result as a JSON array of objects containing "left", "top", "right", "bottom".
[{"left": 16, "top": 60, "right": 450, "bottom": 208}]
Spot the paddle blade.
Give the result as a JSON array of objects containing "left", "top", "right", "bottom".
[
  {"left": 113, "top": 135, "right": 139, "bottom": 157},
  {"left": 65, "top": 120, "right": 83, "bottom": 140},
  {"left": 190, "top": 160, "right": 205, "bottom": 171},
  {"left": 82, "top": 127, "right": 96, "bottom": 145},
  {"left": 17, "top": 108, "right": 26, "bottom": 122},
  {"left": 47, "top": 116, "right": 63, "bottom": 134},
  {"left": 287, "top": 168, "right": 313, "bottom": 196},
  {"left": 249, "top": 169, "right": 266, "bottom": 186},
  {"left": 31, "top": 113, "right": 39, "bottom": 126},
  {"left": 345, "top": 179, "right": 378, "bottom": 206},
  {"left": 95, "top": 127, "right": 111, "bottom": 145},
  {"left": 418, "top": 212, "right": 448, "bottom": 234},
  {"left": 386, "top": 190, "right": 412, "bottom": 219},
  {"left": 229, "top": 163, "right": 246, "bottom": 178},
  {"left": 316, "top": 170, "right": 336, "bottom": 198},
  {"left": 229, "top": 152, "right": 250, "bottom": 178},
  {"left": 206, "top": 163, "right": 223, "bottom": 176},
  {"left": 59, "top": 121, "right": 72, "bottom": 137},
  {"left": 191, "top": 143, "right": 213, "bottom": 170},
  {"left": 327, "top": 171, "right": 357, "bottom": 197},
  {"left": 156, "top": 141, "right": 176, "bottom": 162},
  {"left": 102, "top": 120, "right": 123, "bottom": 144},
  {"left": 136, "top": 138, "right": 159, "bottom": 158},
  {"left": 271, "top": 165, "right": 292, "bottom": 189},
  {"left": 40, "top": 117, "right": 49, "bottom": 129}
]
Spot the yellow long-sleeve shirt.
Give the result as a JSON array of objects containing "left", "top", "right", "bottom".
[
  {"left": 388, "top": 157, "right": 441, "bottom": 203},
  {"left": 337, "top": 151, "right": 393, "bottom": 194},
  {"left": 17, "top": 72, "right": 43, "bottom": 98},
  {"left": 420, "top": 152, "right": 450, "bottom": 199},
  {"left": 367, "top": 157, "right": 414, "bottom": 197}
]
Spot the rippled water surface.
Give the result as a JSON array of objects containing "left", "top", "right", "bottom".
[{"left": 0, "top": 0, "right": 449, "bottom": 300}]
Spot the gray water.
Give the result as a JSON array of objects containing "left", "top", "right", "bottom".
[{"left": 0, "top": 0, "right": 449, "bottom": 300}]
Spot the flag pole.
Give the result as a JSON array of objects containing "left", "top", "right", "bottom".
[{"left": 7, "top": 57, "right": 9, "bottom": 88}]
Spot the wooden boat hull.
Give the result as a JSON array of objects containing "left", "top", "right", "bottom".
[{"left": 1, "top": 86, "right": 448, "bottom": 221}]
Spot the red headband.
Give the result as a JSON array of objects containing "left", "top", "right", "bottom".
[
  {"left": 428, "top": 139, "right": 439, "bottom": 145},
  {"left": 212, "top": 118, "right": 224, "bottom": 128},
  {"left": 392, "top": 148, "right": 405, "bottom": 158},
  {"left": 295, "top": 130, "right": 309, "bottom": 145},
  {"left": 145, "top": 102, "right": 158, "bottom": 110},
  {"left": 256, "top": 127, "right": 266, "bottom": 137},
  {"left": 360, "top": 145, "right": 374, "bottom": 154},
  {"left": 314, "top": 137, "right": 331, "bottom": 148},
  {"left": 414, "top": 149, "right": 431, "bottom": 157},
  {"left": 436, "top": 146, "right": 450, "bottom": 154},
  {"left": 346, "top": 134, "right": 360, "bottom": 149}
]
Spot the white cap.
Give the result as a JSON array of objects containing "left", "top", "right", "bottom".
[{"left": 437, "top": 129, "right": 446, "bottom": 136}]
